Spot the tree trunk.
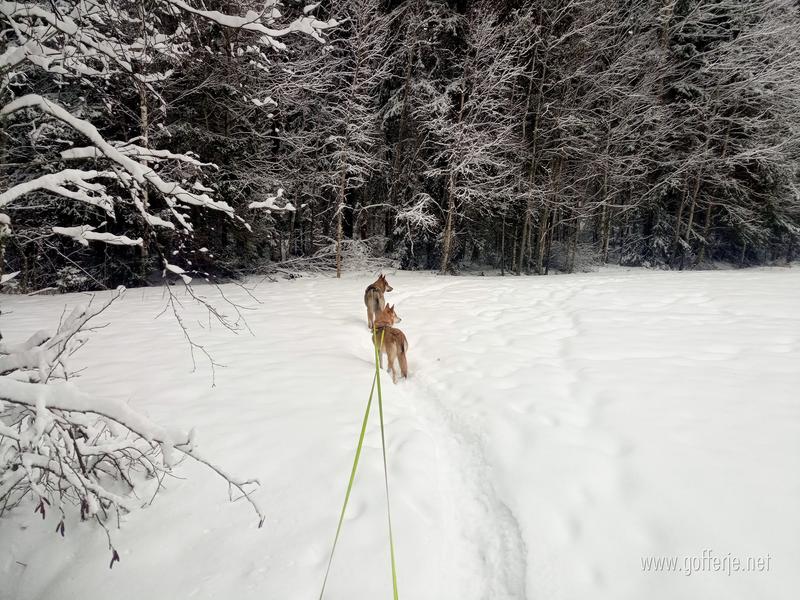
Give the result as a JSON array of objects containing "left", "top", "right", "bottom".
[
  {"left": 680, "top": 132, "right": 711, "bottom": 268},
  {"left": 0, "top": 224, "right": 6, "bottom": 282},
  {"left": 680, "top": 171, "right": 702, "bottom": 270},
  {"left": 597, "top": 131, "right": 612, "bottom": 263},
  {"left": 500, "top": 213, "right": 506, "bottom": 276},
  {"left": 542, "top": 157, "right": 563, "bottom": 274},
  {"left": 617, "top": 193, "right": 628, "bottom": 265},
  {"left": 695, "top": 118, "right": 730, "bottom": 268},
  {"left": 567, "top": 224, "right": 578, "bottom": 273},
  {"left": 285, "top": 209, "right": 297, "bottom": 261},
  {"left": 517, "top": 50, "right": 548, "bottom": 275},
  {"left": 517, "top": 215, "right": 530, "bottom": 275},
  {"left": 670, "top": 182, "right": 689, "bottom": 266},
  {"left": 696, "top": 202, "right": 713, "bottom": 266},
  {"left": 136, "top": 0, "right": 155, "bottom": 278},
  {"left": 335, "top": 160, "right": 347, "bottom": 278},
  {"left": 136, "top": 76, "right": 152, "bottom": 278},
  {"left": 440, "top": 172, "right": 457, "bottom": 274},
  {"left": 601, "top": 204, "right": 612, "bottom": 263},
  {"left": 544, "top": 206, "right": 556, "bottom": 275},
  {"left": 440, "top": 86, "right": 467, "bottom": 275},
  {"left": 567, "top": 206, "right": 583, "bottom": 274},
  {"left": 309, "top": 201, "right": 316, "bottom": 255},
  {"left": 534, "top": 207, "right": 549, "bottom": 275},
  {"left": 511, "top": 224, "right": 519, "bottom": 274},
  {"left": 387, "top": 26, "right": 416, "bottom": 209}
]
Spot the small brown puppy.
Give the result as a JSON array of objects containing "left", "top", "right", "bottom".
[
  {"left": 372, "top": 304, "right": 409, "bottom": 384},
  {"left": 364, "top": 274, "right": 393, "bottom": 329}
]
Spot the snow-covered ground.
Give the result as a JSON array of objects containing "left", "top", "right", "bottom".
[{"left": 1, "top": 267, "right": 798, "bottom": 600}]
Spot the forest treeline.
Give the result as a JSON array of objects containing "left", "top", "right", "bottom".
[{"left": 2, "top": 0, "right": 799, "bottom": 291}]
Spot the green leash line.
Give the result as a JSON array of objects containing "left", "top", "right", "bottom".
[
  {"left": 373, "top": 327, "right": 400, "bottom": 600},
  {"left": 318, "top": 367, "right": 378, "bottom": 600},
  {"left": 319, "top": 328, "right": 399, "bottom": 599}
]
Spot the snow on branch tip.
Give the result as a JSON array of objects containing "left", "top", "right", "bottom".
[{"left": 0, "top": 95, "right": 237, "bottom": 230}]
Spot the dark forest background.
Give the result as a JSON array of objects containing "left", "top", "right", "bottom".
[{"left": 2, "top": 0, "right": 799, "bottom": 292}]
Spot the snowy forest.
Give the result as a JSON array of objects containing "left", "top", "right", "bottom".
[
  {"left": 2, "top": 0, "right": 799, "bottom": 292},
  {"left": 2, "top": 3, "right": 800, "bottom": 599}
]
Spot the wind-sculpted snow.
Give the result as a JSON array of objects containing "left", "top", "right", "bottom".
[{"left": 0, "top": 268, "right": 798, "bottom": 599}]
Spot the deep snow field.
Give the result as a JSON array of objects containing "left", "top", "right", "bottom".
[{"left": 1, "top": 267, "right": 799, "bottom": 600}]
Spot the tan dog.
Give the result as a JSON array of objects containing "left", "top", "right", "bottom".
[
  {"left": 372, "top": 304, "right": 409, "bottom": 384},
  {"left": 364, "top": 274, "right": 393, "bottom": 329}
]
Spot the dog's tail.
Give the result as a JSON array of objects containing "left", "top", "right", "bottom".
[
  {"left": 367, "top": 289, "right": 382, "bottom": 316},
  {"left": 398, "top": 334, "right": 409, "bottom": 379}
]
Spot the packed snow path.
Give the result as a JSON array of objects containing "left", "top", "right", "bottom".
[{"left": 1, "top": 268, "right": 798, "bottom": 600}]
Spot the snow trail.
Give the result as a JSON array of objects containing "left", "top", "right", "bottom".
[{"left": 391, "top": 369, "right": 529, "bottom": 600}]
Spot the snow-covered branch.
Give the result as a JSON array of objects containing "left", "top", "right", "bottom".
[
  {"left": 2, "top": 95, "right": 235, "bottom": 220},
  {"left": 0, "top": 289, "right": 265, "bottom": 565},
  {"left": 0, "top": 169, "right": 117, "bottom": 215},
  {"left": 164, "top": 0, "right": 338, "bottom": 49},
  {"left": 52, "top": 224, "right": 143, "bottom": 247},
  {"left": 248, "top": 188, "right": 295, "bottom": 212}
]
